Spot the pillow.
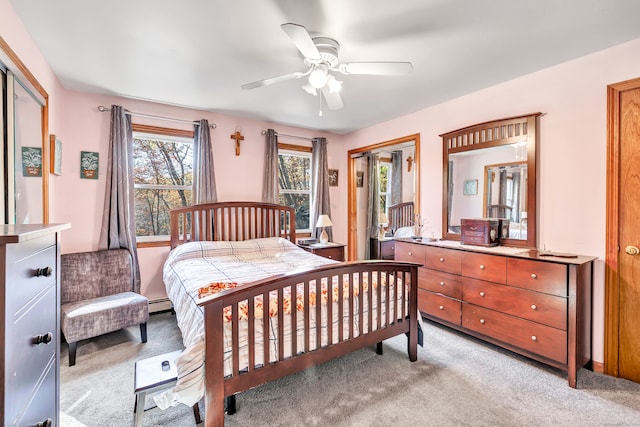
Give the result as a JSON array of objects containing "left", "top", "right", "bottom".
[{"left": 394, "top": 226, "right": 414, "bottom": 238}]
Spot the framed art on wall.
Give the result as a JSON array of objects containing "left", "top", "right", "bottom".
[
  {"left": 50, "top": 134, "right": 62, "bottom": 175},
  {"left": 22, "top": 147, "right": 43, "bottom": 177},
  {"left": 328, "top": 169, "right": 339, "bottom": 187},
  {"left": 80, "top": 151, "right": 99, "bottom": 179},
  {"left": 463, "top": 179, "right": 478, "bottom": 195}
]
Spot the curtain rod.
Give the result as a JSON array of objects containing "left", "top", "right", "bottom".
[
  {"left": 98, "top": 106, "right": 216, "bottom": 128},
  {"left": 261, "top": 130, "right": 314, "bottom": 142}
]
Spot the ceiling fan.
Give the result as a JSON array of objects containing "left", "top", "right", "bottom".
[{"left": 241, "top": 23, "right": 413, "bottom": 112}]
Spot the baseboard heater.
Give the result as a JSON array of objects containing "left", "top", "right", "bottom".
[{"left": 149, "top": 297, "right": 172, "bottom": 313}]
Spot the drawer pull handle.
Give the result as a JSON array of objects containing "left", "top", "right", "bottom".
[
  {"left": 530, "top": 273, "right": 538, "bottom": 279},
  {"left": 439, "top": 281, "right": 445, "bottom": 286},
  {"left": 35, "top": 266, "right": 53, "bottom": 277},
  {"left": 479, "top": 292, "right": 485, "bottom": 297},
  {"left": 479, "top": 264, "right": 485, "bottom": 270},
  {"left": 479, "top": 319, "right": 485, "bottom": 324},
  {"left": 439, "top": 257, "right": 445, "bottom": 262},
  {"left": 327, "top": 255, "right": 333, "bottom": 259},
  {"left": 439, "top": 305, "right": 444, "bottom": 310},
  {"left": 36, "top": 419, "right": 52, "bottom": 427},
  {"left": 531, "top": 335, "right": 537, "bottom": 342},
  {"left": 531, "top": 304, "right": 537, "bottom": 310},
  {"left": 34, "top": 332, "right": 53, "bottom": 345},
  {"left": 408, "top": 252, "right": 413, "bottom": 256}
]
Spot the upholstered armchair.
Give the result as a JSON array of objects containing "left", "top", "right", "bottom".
[{"left": 60, "top": 249, "right": 149, "bottom": 366}]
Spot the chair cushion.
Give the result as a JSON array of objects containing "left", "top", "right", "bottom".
[{"left": 61, "top": 292, "right": 149, "bottom": 343}]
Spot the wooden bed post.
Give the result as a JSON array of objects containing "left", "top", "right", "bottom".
[{"left": 203, "top": 301, "right": 225, "bottom": 427}]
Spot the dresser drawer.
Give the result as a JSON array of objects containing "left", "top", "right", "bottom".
[
  {"left": 419, "top": 269, "right": 462, "bottom": 299},
  {"left": 395, "top": 241, "right": 425, "bottom": 264},
  {"left": 6, "top": 284, "right": 57, "bottom": 417},
  {"left": 7, "top": 356, "right": 57, "bottom": 427},
  {"left": 424, "top": 246, "right": 461, "bottom": 274},
  {"left": 462, "top": 305, "right": 567, "bottom": 364},
  {"left": 507, "top": 258, "right": 567, "bottom": 296},
  {"left": 6, "top": 243, "right": 57, "bottom": 317},
  {"left": 463, "top": 278, "right": 567, "bottom": 330},
  {"left": 379, "top": 240, "right": 395, "bottom": 259},
  {"left": 462, "top": 252, "right": 506, "bottom": 284},
  {"left": 418, "top": 289, "right": 461, "bottom": 325}
]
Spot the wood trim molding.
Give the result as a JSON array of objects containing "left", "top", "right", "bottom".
[
  {"left": 132, "top": 123, "right": 194, "bottom": 138},
  {"left": 278, "top": 143, "right": 312, "bottom": 153},
  {"left": 604, "top": 77, "right": 640, "bottom": 376}
]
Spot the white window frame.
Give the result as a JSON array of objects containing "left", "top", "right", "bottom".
[
  {"left": 132, "top": 130, "right": 194, "bottom": 243},
  {"left": 278, "top": 148, "right": 313, "bottom": 233}
]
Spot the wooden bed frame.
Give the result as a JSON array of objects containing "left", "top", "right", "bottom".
[
  {"left": 169, "top": 202, "right": 419, "bottom": 426},
  {"left": 388, "top": 201, "right": 414, "bottom": 232}
]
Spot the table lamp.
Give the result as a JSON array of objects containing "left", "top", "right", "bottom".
[
  {"left": 316, "top": 214, "right": 333, "bottom": 244},
  {"left": 378, "top": 213, "right": 389, "bottom": 239}
]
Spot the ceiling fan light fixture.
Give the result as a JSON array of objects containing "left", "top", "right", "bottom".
[
  {"left": 308, "top": 66, "right": 328, "bottom": 89},
  {"left": 327, "top": 75, "right": 343, "bottom": 93},
  {"left": 302, "top": 83, "right": 318, "bottom": 96}
]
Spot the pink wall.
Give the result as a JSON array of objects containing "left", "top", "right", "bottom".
[{"left": 345, "top": 37, "right": 640, "bottom": 363}]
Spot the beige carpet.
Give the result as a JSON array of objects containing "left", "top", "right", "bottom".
[{"left": 60, "top": 311, "right": 640, "bottom": 426}]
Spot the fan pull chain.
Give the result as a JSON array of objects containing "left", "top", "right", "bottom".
[{"left": 319, "top": 93, "right": 323, "bottom": 117}]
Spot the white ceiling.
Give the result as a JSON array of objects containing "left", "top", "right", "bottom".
[{"left": 10, "top": 0, "right": 640, "bottom": 134}]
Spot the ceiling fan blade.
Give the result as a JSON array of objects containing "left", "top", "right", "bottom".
[
  {"left": 340, "top": 62, "right": 414, "bottom": 76},
  {"left": 241, "top": 71, "right": 304, "bottom": 90},
  {"left": 281, "top": 23, "right": 321, "bottom": 60},
  {"left": 321, "top": 86, "right": 344, "bottom": 110}
]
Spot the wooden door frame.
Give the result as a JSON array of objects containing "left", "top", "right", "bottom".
[{"left": 605, "top": 77, "right": 640, "bottom": 377}]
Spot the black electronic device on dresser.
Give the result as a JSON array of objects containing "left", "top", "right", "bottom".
[
  {"left": 1, "top": 224, "right": 69, "bottom": 427},
  {"left": 369, "top": 237, "right": 395, "bottom": 260}
]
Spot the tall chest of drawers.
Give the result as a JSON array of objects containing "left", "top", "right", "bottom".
[
  {"left": 1, "top": 224, "right": 70, "bottom": 427},
  {"left": 395, "top": 239, "right": 595, "bottom": 388}
]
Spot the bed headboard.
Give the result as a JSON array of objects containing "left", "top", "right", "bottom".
[
  {"left": 169, "top": 202, "right": 296, "bottom": 249},
  {"left": 388, "top": 201, "right": 414, "bottom": 231}
]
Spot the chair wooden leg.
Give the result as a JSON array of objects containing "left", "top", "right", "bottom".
[
  {"left": 376, "top": 342, "right": 383, "bottom": 355},
  {"left": 68, "top": 341, "right": 77, "bottom": 366},
  {"left": 192, "top": 402, "right": 202, "bottom": 424},
  {"left": 140, "top": 322, "right": 148, "bottom": 343},
  {"left": 226, "top": 395, "right": 236, "bottom": 415}
]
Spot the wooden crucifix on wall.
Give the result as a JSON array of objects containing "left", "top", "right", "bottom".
[
  {"left": 230, "top": 131, "right": 244, "bottom": 156},
  {"left": 406, "top": 156, "right": 414, "bottom": 172}
]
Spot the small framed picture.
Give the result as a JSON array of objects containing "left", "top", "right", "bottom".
[
  {"left": 463, "top": 179, "right": 478, "bottom": 195},
  {"left": 356, "top": 171, "right": 364, "bottom": 187},
  {"left": 50, "top": 135, "right": 62, "bottom": 175},
  {"left": 80, "top": 151, "right": 99, "bottom": 179},
  {"left": 22, "top": 147, "right": 43, "bottom": 177},
  {"left": 328, "top": 169, "right": 339, "bottom": 187}
]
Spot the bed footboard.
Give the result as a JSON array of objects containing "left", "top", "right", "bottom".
[{"left": 198, "top": 260, "right": 419, "bottom": 426}]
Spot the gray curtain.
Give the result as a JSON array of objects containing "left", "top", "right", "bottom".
[
  {"left": 311, "top": 137, "right": 332, "bottom": 241},
  {"left": 99, "top": 105, "right": 140, "bottom": 292},
  {"left": 262, "top": 129, "right": 279, "bottom": 204},
  {"left": 365, "top": 153, "right": 379, "bottom": 259},
  {"left": 391, "top": 150, "right": 403, "bottom": 206},
  {"left": 193, "top": 119, "right": 217, "bottom": 204}
]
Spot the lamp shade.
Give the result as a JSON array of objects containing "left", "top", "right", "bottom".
[
  {"left": 316, "top": 214, "right": 333, "bottom": 228},
  {"left": 378, "top": 213, "right": 389, "bottom": 224}
]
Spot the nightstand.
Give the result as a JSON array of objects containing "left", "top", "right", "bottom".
[
  {"left": 369, "top": 237, "right": 395, "bottom": 260},
  {"left": 298, "top": 242, "right": 346, "bottom": 261}
]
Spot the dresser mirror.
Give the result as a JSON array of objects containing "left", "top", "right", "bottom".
[{"left": 441, "top": 114, "right": 539, "bottom": 248}]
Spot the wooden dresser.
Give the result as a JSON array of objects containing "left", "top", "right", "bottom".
[
  {"left": 1, "top": 224, "right": 69, "bottom": 427},
  {"left": 395, "top": 239, "right": 595, "bottom": 387}
]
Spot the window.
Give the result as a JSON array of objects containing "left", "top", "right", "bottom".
[
  {"left": 278, "top": 148, "right": 312, "bottom": 231},
  {"left": 378, "top": 161, "right": 392, "bottom": 215},
  {"left": 132, "top": 127, "right": 194, "bottom": 240}
]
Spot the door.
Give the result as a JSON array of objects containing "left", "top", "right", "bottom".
[{"left": 605, "top": 77, "right": 640, "bottom": 382}]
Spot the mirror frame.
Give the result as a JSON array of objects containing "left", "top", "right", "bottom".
[
  {"left": 347, "top": 133, "right": 420, "bottom": 260},
  {"left": 441, "top": 113, "right": 540, "bottom": 248}
]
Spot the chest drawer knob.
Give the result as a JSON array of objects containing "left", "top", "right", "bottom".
[
  {"left": 479, "top": 319, "right": 485, "bottom": 324},
  {"left": 327, "top": 255, "right": 333, "bottom": 259},
  {"left": 33, "top": 332, "right": 53, "bottom": 345},
  {"left": 36, "top": 419, "right": 53, "bottom": 427},
  {"left": 531, "top": 304, "right": 537, "bottom": 310},
  {"left": 439, "top": 281, "right": 445, "bottom": 286},
  {"left": 35, "top": 266, "right": 53, "bottom": 277},
  {"left": 479, "top": 264, "right": 485, "bottom": 270},
  {"left": 408, "top": 252, "right": 413, "bottom": 256},
  {"left": 479, "top": 291, "right": 485, "bottom": 297},
  {"left": 439, "top": 257, "right": 444, "bottom": 262},
  {"left": 530, "top": 273, "right": 538, "bottom": 279},
  {"left": 439, "top": 305, "right": 444, "bottom": 310},
  {"left": 531, "top": 335, "right": 537, "bottom": 341}
]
